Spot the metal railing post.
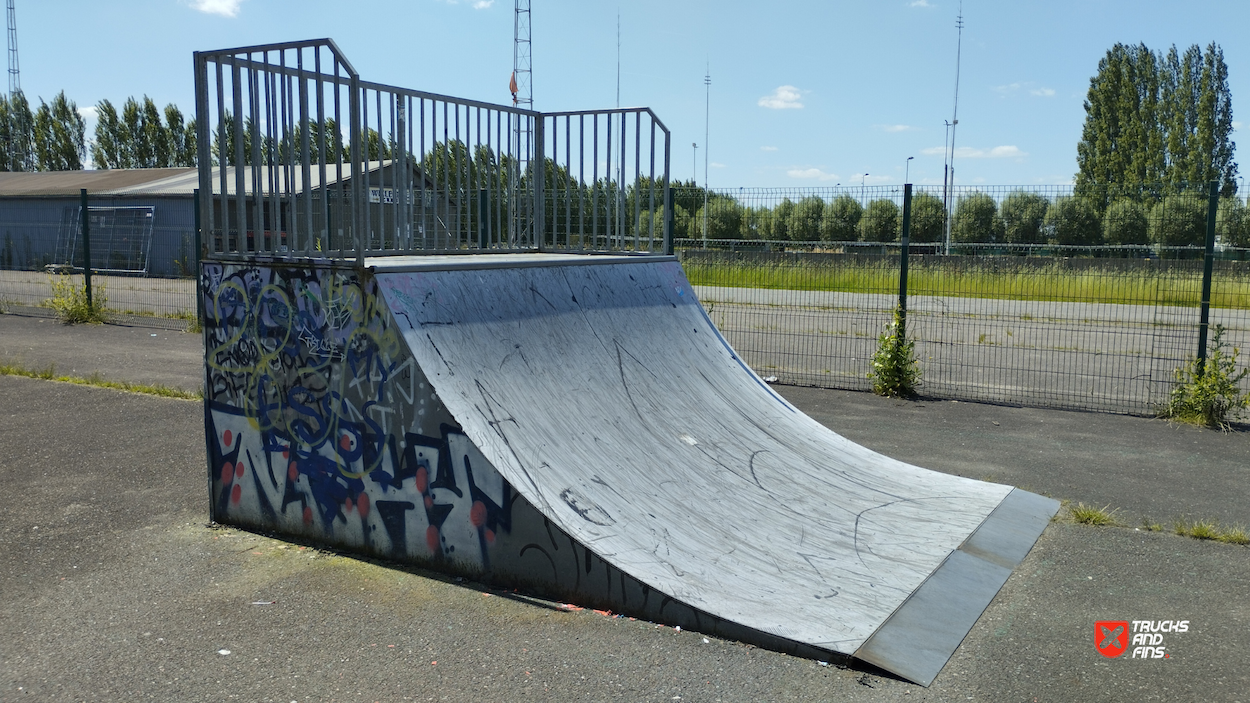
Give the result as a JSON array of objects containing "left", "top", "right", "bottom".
[
  {"left": 194, "top": 188, "right": 204, "bottom": 326},
  {"left": 533, "top": 114, "right": 545, "bottom": 251},
  {"left": 80, "top": 188, "right": 93, "bottom": 311},
  {"left": 1196, "top": 180, "right": 1219, "bottom": 373}
]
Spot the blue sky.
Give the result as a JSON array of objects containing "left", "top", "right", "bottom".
[{"left": 13, "top": 0, "right": 1250, "bottom": 187}]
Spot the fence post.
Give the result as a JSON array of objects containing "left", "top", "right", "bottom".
[
  {"left": 899, "top": 184, "right": 912, "bottom": 335},
  {"left": 80, "top": 188, "right": 93, "bottom": 311},
  {"left": 533, "top": 114, "right": 546, "bottom": 252},
  {"left": 194, "top": 188, "right": 204, "bottom": 327},
  {"left": 1196, "top": 180, "right": 1219, "bottom": 372}
]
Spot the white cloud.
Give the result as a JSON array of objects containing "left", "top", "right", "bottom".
[
  {"left": 1234, "top": 121, "right": 1243, "bottom": 130},
  {"left": 760, "top": 146, "right": 778, "bottom": 152},
  {"left": 878, "top": 124, "right": 915, "bottom": 133},
  {"left": 787, "top": 168, "right": 839, "bottom": 182},
  {"left": 909, "top": 0, "right": 933, "bottom": 6},
  {"left": 1030, "top": 87, "right": 1056, "bottom": 97},
  {"left": 77, "top": 106, "right": 98, "bottom": 119},
  {"left": 472, "top": 0, "right": 494, "bottom": 8},
  {"left": 759, "top": 86, "right": 803, "bottom": 110},
  {"left": 922, "top": 145, "right": 1026, "bottom": 159},
  {"left": 190, "top": 0, "right": 242, "bottom": 18},
  {"left": 711, "top": 162, "right": 726, "bottom": 169}
]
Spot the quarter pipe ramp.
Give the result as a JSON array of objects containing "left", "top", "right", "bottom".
[{"left": 202, "top": 253, "right": 1057, "bottom": 686}]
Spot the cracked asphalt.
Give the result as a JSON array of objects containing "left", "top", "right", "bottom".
[{"left": 2, "top": 313, "right": 1248, "bottom": 702}]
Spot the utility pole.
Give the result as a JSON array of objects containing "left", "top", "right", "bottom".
[{"left": 943, "top": 1, "right": 964, "bottom": 255}]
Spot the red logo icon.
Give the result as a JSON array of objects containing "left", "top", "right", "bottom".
[{"left": 1095, "top": 620, "right": 1129, "bottom": 658}]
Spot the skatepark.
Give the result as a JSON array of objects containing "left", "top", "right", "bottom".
[{"left": 4, "top": 38, "right": 1250, "bottom": 700}]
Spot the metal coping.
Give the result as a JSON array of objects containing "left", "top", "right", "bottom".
[
  {"left": 853, "top": 488, "right": 1060, "bottom": 686},
  {"left": 365, "top": 252, "right": 678, "bottom": 273}
]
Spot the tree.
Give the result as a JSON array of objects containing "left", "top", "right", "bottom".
[
  {"left": 908, "top": 192, "right": 945, "bottom": 243},
  {"left": 697, "top": 200, "right": 745, "bottom": 240},
  {"left": 1148, "top": 194, "right": 1207, "bottom": 247},
  {"left": 952, "top": 192, "right": 1003, "bottom": 243},
  {"left": 1102, "top": 199, "right": 1149, "bottom": 245},
  {"left": 770, "top": 198, "right": 795, "bottom": 241},
  {"left": 1045, "top": 196, "right": 1101, "bottom": 245},
  {"left": 1216, "top": 197, "right": 1249, "bottom": 248},
  {"left": 94, "top": 96, "right": 198, "bottom": 168},
  {"left": 1076, "top": 43, "right": 1237, "bottom": 197},
  {"left": 1000, "top": 191, "right": 1050, "bottom": 244},
  {"left": 787, "top": 196, "right": 824, "bottom": 241},
  {"left": 33, "top": 92, "right": 86, "bottom": 171},
  {"left": 0, "top": 91, "right": 36, "bottom": 171},
  {"left": 819, "top": 194, "right": 861, "bottom": 242},
  {"left": 858, "top": 199, "right": 900, "bottom": 242}
]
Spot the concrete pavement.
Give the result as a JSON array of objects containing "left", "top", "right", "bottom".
[{"left": 2, "top": 312, "right": 1249, "bottom": 701}]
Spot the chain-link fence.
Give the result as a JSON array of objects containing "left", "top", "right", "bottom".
[
  {"left": 0, "top": 188, "right": 198, "bottom": 330},
  {"left": 681, "top": 184, "right": 1250, "bottom": 415}
]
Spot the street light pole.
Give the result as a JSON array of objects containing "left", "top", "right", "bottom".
[
  {"left": 862, "top": 173, "right": 869, "bottom": 206},
  {"left": 703, "top": 68, "right": 711, "bottom": 244},
  {"left": 905, "top": 156, "right": 914, "bottom": 184}
]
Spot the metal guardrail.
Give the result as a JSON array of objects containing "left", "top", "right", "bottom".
[{"left": 193, "top": 39, "right": 672, "bottom": 264}]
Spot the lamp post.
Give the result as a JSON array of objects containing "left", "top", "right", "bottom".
[
  {"left": 905, "top": 156, "right": 914, "bottom": 184},
  {"left": 861, "top": 173, "right": 869, "bottom": 205}
]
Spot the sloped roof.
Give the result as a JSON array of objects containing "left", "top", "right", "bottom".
[{"left": 0, "top": 168, "right": 195, "bottom": 196}]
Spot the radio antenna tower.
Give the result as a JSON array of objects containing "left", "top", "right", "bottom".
[
  {"left": 942, "top": 1, "right": 964, "bottom": 255},
  {"left": 512, "top": 0, "right": 531, "bottom": 110},
  {"left": 5, "top": 0, "right": 18, "bottom": 96}
]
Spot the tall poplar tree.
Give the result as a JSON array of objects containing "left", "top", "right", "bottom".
[{"left": 1076, "top": 42, "right": 1237, "bottom": 198}]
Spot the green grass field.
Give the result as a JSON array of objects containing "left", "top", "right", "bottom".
[{"left": 683, "top": 258, "right": 1250, "bottom": 309}]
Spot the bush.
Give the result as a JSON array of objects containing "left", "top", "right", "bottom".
[
  {"left": 1149, "top": 194, "right": 1207, "bottom": 247},
  {"left": 695, "top": 200, "right": 745, "bottom": 240},
  {"left": 869, "top": 306, "right": 920, "bottom": 398},
  {"left": 952, "top": 192, "right": 1003, "bottom": 243},
  {"left": 1162, "top": 325, "right": 1250, "bottom": 430},
  {"left": 1045, "top": 196, "right": 1101, "bottom": 245},
  {"left": 858, "top": 199, "right": 900, "bottom": 242},
  {"left": 908, "top": 192, "right": 946, "bottom": 243},
  {"left": 820, "top": 195, "right": 861, "bottom": 242},
  {"left": 46, "top": 275, "right": 108, "bottom": 324},
  {"left": 1000, "top": 191, "right": 1049, "bottom": 244},
  {"left": 1102, "top": 199, "right": 1149, "bottom": 245}
]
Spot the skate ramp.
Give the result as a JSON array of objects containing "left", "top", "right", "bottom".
[{"left": 373, "top": 253, "right": 1058, "bottom": 686}]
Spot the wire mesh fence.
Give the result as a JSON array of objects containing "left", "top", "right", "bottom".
[
  {"left": 680, "top": 183, "right": 1250, "bottom": 415},
  {"left": 0, "top": 188, "right": 199, "bottom": 330}
]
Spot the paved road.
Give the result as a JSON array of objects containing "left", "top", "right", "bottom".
[{"left": 2, "top": 314, "right": 1250, "bottom": 701}]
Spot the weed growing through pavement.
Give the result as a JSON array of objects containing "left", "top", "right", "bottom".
[
  {"left": 0, "top": 362, "right": 202, "bottom": 400},
  {"left": 869, "top": 305, "right": 919, "bottom": 398},
  {"left": 1068, "top": 502, "right": 1120, "bottom": 526},
  {"left": 45, "top": 274, "right": 109, "bottom": 324},
  {"left": 1161, "top": 324, "right": 1250, "bottom": 430}
]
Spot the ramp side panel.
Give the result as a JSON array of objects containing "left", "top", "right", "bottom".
[{"left": 377, "top": 259, "right": 1014, "bottom": 654}]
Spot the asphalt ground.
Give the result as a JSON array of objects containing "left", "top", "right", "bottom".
[{"left": 2, "top": 312, "right": 1249, "bottom": 702}]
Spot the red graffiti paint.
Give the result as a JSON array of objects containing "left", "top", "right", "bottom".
[
  {"left": 303, "top": 506, "right": 313, "bottom": 524},
  {"left": 287, "top": 462, "right": 298, "bottom": 482},
  {"left": 282, "top": 450, "right": 289, "bottom": 459},
  {"left": 415, "top": 466, "right": 428, "bottom": 493},
  {"left": 220, "top": 462, "right": 234, "bottom": 485},
  {"left": 345, "top": 497, "right": 354, "bottom": 512},
  {"left": 230, "top": 484, "right": 242, "bottom": 504},
  {"left": 423, "top": 495, "right": 433, "bottom": 508},
  {"left": 484, "top": 529, "right": 495, "bottom": 545},
  {"left": 426, "top": 526, "right": 439, "bottom": 553},
  {"left": 235, "top": 462, "right": 245, "bottom": 479},
  {"left": 339, "top": 434, "right": 352, "bottom": 451},
  {"left": 357, "top": 493, "right": 370, "bottom": 518},
  {"left": 470, "top": 501, "right": 487, "bottom": 528},
  {"left": 223, "top": 430, "right": 232, "bottom": 447}
]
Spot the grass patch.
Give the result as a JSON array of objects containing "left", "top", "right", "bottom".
[
  {"left": 0, "top": 362, "right": 202, "bottom": 400},
  {"left": 683, "top": 258, "right": 1250, "bottom": 309},
  {"left": 1068, "top": 502, "right": 1120, "bottom": 526}
]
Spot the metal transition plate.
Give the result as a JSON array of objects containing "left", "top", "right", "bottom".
[{"left": 375, "top": 255, "right": 1057, "bottom": 685}]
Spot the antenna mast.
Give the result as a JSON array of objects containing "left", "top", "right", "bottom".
[
  {"left": 5, "top": 0, "right": 17, "bottom": 96},
  {"left": 513, "top": 0, "right": 532, "bottom": 110},
  {"left": 942, "top": 1, "right": 964, "bottom": 255}
]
